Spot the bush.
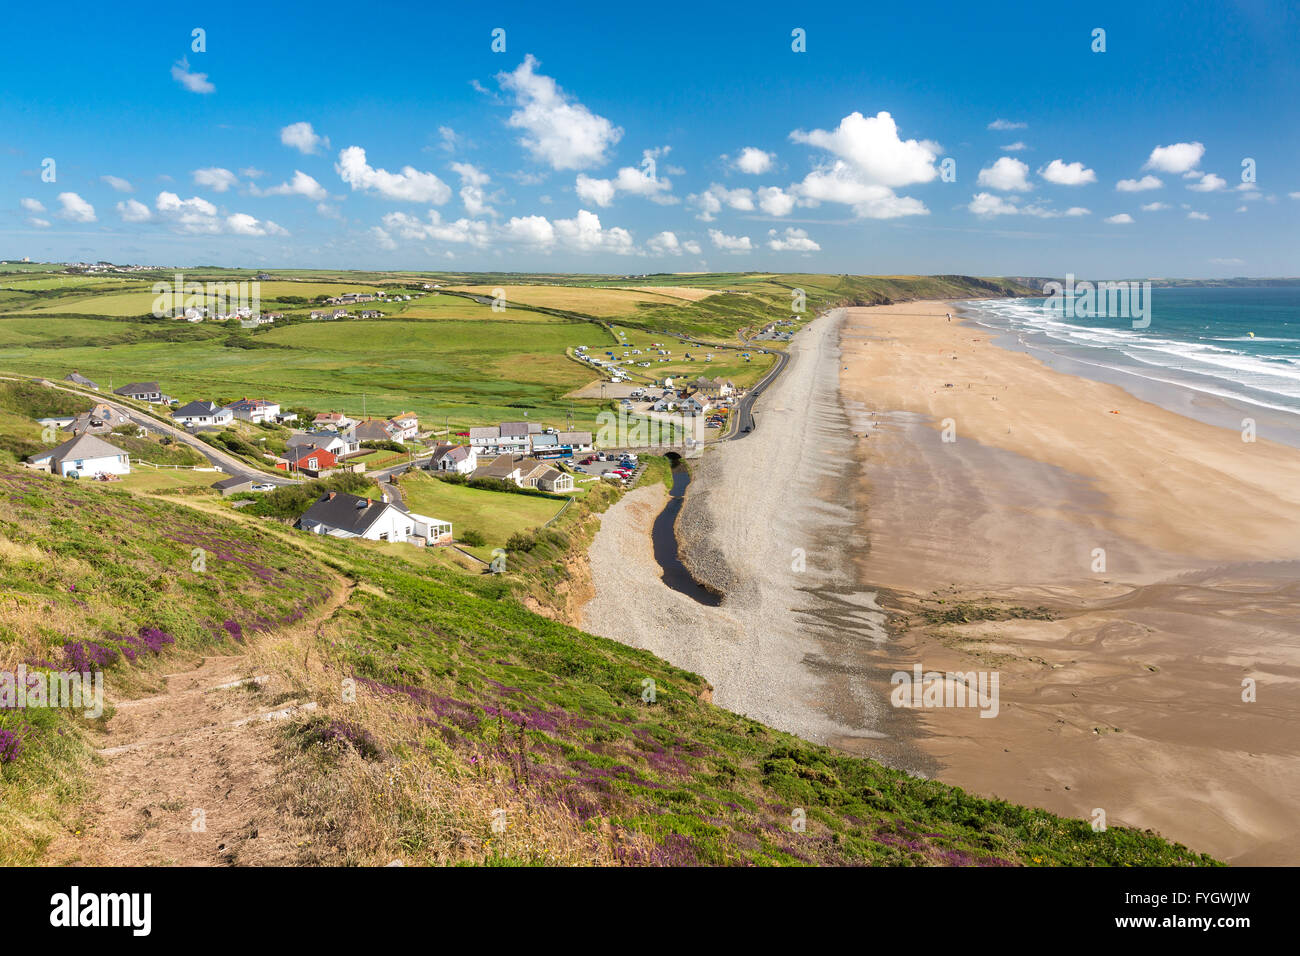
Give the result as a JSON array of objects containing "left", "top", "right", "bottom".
[
  {"left": 361, "top": 439, "right": 404, "bottom": 453},
  {"left": 506, "top": 530, "right": 537, "bottom": 552},
  {"left": 459, "top": 529, "right": 485, "bottom": 547},
  {"left": 247, "top": 472, "right": 374, "bottom": 520}
]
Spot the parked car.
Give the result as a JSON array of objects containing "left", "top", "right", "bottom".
[{"left": 250, "top": 482, "right": 275, "bottom": 492}]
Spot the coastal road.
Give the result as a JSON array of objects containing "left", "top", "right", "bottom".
[{"left": 723, "top": 344, "right": 789, "bottom": 440}]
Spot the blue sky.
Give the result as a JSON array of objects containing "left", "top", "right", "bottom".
[{"left": 2, "top": 0, "right": 1297, "bottom": 276}]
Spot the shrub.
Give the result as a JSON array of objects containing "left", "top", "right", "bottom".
[
  {"left": 460, "top": 529, "right": 485, "bottom": 547},
  {"left": 506, "top": 530, "right": 537, "bottom": 552}
]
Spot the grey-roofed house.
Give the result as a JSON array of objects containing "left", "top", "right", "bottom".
[
  {"left": 67, "top": 403, "right": 133, "bottom": 435},
  {"left": 212, "top": 475, "right": 259, "bottom": 497},
  {"left": 64, "top": 371, "right": 99, "bottom": 390},
  {"left": 113, "top": 382, "right": 167, "bottom": 404},
  {"left": 471, "top": 453, "right": 525, "bottom": 484},
  {"left": 298, "top": 490, "right": 451, "bottom": 545},
  {"left": 287, "top": 430, "right": 359, "bottom": 457},
  {"left": 537, "top": 466, "right": 574, "bottom": 493},
  {"left": 556, "top": 430, "right": 594, "bottom": 452},
  {"left": 172, "top": 400, "right": 234, "bottom": 427},
  {"left": 530, "top": 432, "right": 560, "bottom": 455},
  {"left": 426, "top": 443, "right": 477, "bottom": 474},
  {"left": 26, "top": 433, "right": 130, "bottom": 478},
  {"left": 353, "top": 419, "right": 402, "bottom": 444}
]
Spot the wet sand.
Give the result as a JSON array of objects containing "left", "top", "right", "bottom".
[{"left": 841, "top": 301, "right": 1300, "bottom": 865}]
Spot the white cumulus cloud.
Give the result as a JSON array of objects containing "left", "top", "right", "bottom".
[
  {"left": 1187, "top": 172, "right": 1226, "bottom": 192},
  {"left": 171, "top": 57, "right": 214, "bottom": 94},
  {"left": 280, "top": 121, "right": 329, "bottom": 155},
  {"left": 336, "top": 146, "right": 451, "bottom": 203},
  {"left": 733, "top": 147, "right": 775, "bottom": 175},
  {"left": 767, "top": 227, "right": 819, "bottom": 252},
  {"left": 1117, "top": 175, "right": 1163, "bottom": 192},
  {"left": 1039, "top": 159, "right": 1096, "bottom": 186},
  {"left": 708, "top": 229, "right": 752, "bottom": 253},
  {"left": 1144, "top": 142, "right": 1205, "bottom": 175},
  {"left": 56, "top": 192, "right": 96, "bottom": 223},
  {"left": 1105, "top": 213, "right": 1135, "bottom": 224},
  {"left": 193, "top": 167, "right": 238, "bottom": 193},
  {"left": 101, "top": 175, "right": 133, "bottom": 193},
  {"left": 498, "top": 55, "right": 622, "bottom": 170},
  {"left": 116, "top": 199, "right": 152, "bottom": 222},
  {"left": 977, "top": 157, "right": 1031, "bottom": 192},
  {"left": 257, "top": 170, "right": 327, "bottom": 201}
]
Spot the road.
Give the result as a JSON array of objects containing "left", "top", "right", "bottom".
[
  {"left": 722, "top": 343, "right": 789, "bottom": 440},
  {"left": 5, "top": 375, "right": 299, "bottom": 485}
]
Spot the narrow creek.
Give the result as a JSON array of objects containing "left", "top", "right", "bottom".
[{"left": 651, "top": 460, "right": 723, "bottom": 606}]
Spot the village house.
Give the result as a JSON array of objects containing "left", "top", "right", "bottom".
[
  {"left": 530, "top": 432, "right": 560, "bottom": 456},
  {"left": 359, "top": 309, "right": 382, "bottom": 319},
  {"left": 63, "top": 371, "right": 99, "bottom": 390},
  {"left": 426, "top": 442, "right": 477, "bottom": 474},
  {"left": 26, "top": 433, "right": 131, "bottom": 478},
  {"left": 172, "top": 400, "right": 234, "bottom": 428},
  {"left": 66, "top": 403, "right": 133, "bottom": 435},
  {"left": 389, "top": 411, "right": 419, "bottom": 442},
  {"left": 680, "top": 393, "right": 713, "bottom": 417},
  {"left": 224, "top": 397, "right": 281, "bottom": 424},
  {"left": 288, "top": 430, "right": 359, "bottom": 457},
  {"left": 298, "top": 491, "right": 452, "bottom": 545},
  {"left": 690, "top": 376, "right": 736, "bottom": 399},
  {"left": 471, "top": 453, "right": 574, "bottom": 492},
  {"left": 211, "top": 475, "right": 261, "bottom": 497},
  {"left": 313, "top": 411, "right": 355, "bottom": 430},
  {"left": 113, "top": 382, "right": 169, "bottom": 405},
  {"left": 535, "top": 465, "right": 574, "bottom": 493},
  {"left": 353, "top": 418, "right": 404, "bottom": 444},
  {"left": 556, "top": 430, "right": 594, "bottom": 453},
  {"left": 282, "top": 444, "right": 338, "bottom": 478}
]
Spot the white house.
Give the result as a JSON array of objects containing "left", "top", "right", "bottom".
[
  {"left": 224, "top": 397, "right": 281, "bottom": 424},
  {"left": 427, "top": 443, "right": 477, "bottom": 474},
  {"left": 389, "top": 412, "right": 419, "bottom": 442},
  {"left": 172, "top": 400, "right": 234, "bottom": 427},
  {"left": 27, "top": 434, "right": 131, "bottom": 478},
  {"left": 288, "top": 431, "right": 359, "bottom": 457},
  {"left": 680, "top": 394, "right": 712, "bottom": 417},
  {"left": 298, "top": 491, "right": 451, "bottom": 545}
]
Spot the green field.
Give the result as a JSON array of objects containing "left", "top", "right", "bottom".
[
  {"left": 397, "top": 470, "right": 567, "bottom": 558},
  {"left": 0, "top": 269, "right": 1034, "bottom": 438}
]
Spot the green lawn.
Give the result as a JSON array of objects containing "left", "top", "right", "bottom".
[{"left": 396, "top": 471, "right": 566, "bottom": 559}]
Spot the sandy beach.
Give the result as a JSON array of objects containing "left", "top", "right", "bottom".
[
  {"left": 840, "top": 300, "right": 1300, "bottom": 865},
  {"left": 581, "top": 300, "right": 1300, "bottom": 864}
]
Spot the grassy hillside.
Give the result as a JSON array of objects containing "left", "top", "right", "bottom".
[{"left": 0, "top": 466, "right": 1215, "bottom": 867}]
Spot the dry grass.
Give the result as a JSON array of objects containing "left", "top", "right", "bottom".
[
  {"left": 246, "top": 606, "right": 652, "bottom": 866},
  {"left": 612, "top": 285, "right": 717, "bottom": 302}
]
